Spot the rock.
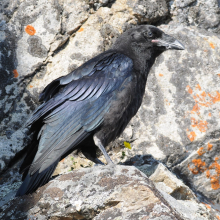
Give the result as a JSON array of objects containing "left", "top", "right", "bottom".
[
  {"left": 150, "top": 163, "right": 196, "bottom": 200},
  {"left": 170, "top": 0, "right": 220, "bottom": 33},
  {"left": 126, "top": 0, "right": 169, "bottom": 23},
  {"left": 53, "top": 154, "right": 94, "bottom": 176},
  {"left": 86, "top": 0, "right": 115, "bottom": 10},
  {"left": 0, "top": 164, "right": 21, "bottom": 209},
  {"left": 1, "top": 165, "right": 218, "bottom": 220},
  {"left": 173, "top": 133, "right": 220, "bottom": 204}
]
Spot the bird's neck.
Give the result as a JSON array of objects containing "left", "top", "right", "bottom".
[{"left": 109, "top": 46, "right": 162, "bottom": 79}]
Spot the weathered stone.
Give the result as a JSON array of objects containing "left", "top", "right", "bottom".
[
  {"left": 1, "top": 165, "right": 217, "bottom": 220},
  {"left": 126, "top": 0, "right": 169, "bottom": 23},
  {"left": 170, "top": 0, "right": 220, "bottom": 34},
  {"left": 173, "top": 134, "right": 220, "bottom": 204},
  {"left": 150, "top": 163, "right": 196, "bottom": 200},
  {"left": 61, "top": 0, "right": 90, "bottom": 35}
]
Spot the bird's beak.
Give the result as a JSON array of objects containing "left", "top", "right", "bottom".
[{"left": 152, "top": 34, "right": 185, "bottom": 50}]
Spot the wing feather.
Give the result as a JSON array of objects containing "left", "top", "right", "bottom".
[{"left": 24, "top": 53, "right": 133, "bottom": 175}]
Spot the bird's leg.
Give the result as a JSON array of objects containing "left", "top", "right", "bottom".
[{"left": 93, "top": 136, "right": 114, "bottom": 165}]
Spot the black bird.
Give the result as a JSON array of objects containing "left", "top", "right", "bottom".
[{"left": 16, "top": 25, "right": 184, "bottom": 196}]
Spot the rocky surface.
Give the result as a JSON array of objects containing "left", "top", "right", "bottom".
[
  {"left": 1, "top": 165, "right": 219, "bottom": 220},
  {"left": 1, "top": 0, "right": 220, "bottom": 218},
  {"left": 170, "top": 0, "right": 220, "bottom": 33}
]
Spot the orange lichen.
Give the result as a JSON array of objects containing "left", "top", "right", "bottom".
[
  {"left": 29, "top": 85, "right": 33, "bottom": 88},
  {"left": 186, "top": 84, "right": 220, "bottom": 141},
  {"left": 191, "top": 118, "right": 208, "bottom": 132},
  {"left": 218, "top": 74, "right": 220, "bottom": 77},
  {"left": 159, "top": 73, "right": 163, "bottom": 77},
  {"left": 25, "top": 25, "right": 36, "bottom": 35},
  {"left": 201, "top": 91, "right": 206, "bottom": 98},
  {"left": 195, "top": 84, "right": 202, "bottom": 91},
  {"left": 188, "top": 159, "right": 206, "bottom": 175},
  {"left": 78, "top": 27, "right": 84, "bottom": 32},
  {"left": 191, "top": 104, "right": 200, "bottom": 114},
  {"left": 197, "top": 147, "right": 206, "bottom": 156},
  {"left": 60, "top": 158, "right": 65, "bottom": 163},
  {"left": 208, "top": 91, "right": 220, "bottom": 104},
  {"left": 191, "top": 90, "right": 212, "bottom": 107},
  {"left": 216, "top": 216, "right": 220, "bottom": 220},
  {"left": 13, "top": 69, "right": 19, "bottom": 78},
  {"left": 205, "top": 204, "right": 211, "bottom": 209},
  {"left": 206, "top": 170, "right": 210, "bottom": 178},
  {"left": 187, "top": 131, "right": 196, "bottom": 142},
  {"left": 206, "top": 157, "right": 220, "bottom": 190},
  {"left": 207, "top": 143, "right": 213, "bottom": 151},
  {"left": 210, "top": 176, "right": 220, "bottom": 190},
  {"left": 186, "top": 85, "right": 193, "bottom": 94},
  {"left": 209, "top": 42, "right": 215, "bottom": 49},
  {"left": 187, "top": 85, "right": 220, "bottom": 115}
]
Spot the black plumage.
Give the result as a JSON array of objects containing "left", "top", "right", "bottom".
[{"left": 16, "top": 25, "right": 184, "bottom": 196}]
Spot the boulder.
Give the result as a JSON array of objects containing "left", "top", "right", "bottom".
[
  {"left": 1, "top": 165, "right": 218, "bottom": 220},
  {"left": 170, "top": 0, "right": 220, "bottom": 34}
]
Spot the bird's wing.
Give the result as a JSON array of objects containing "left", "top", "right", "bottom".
[
  {"left": 27, "top": 52, "right": 129, "bottom": 125},
  {"left": 27, "top": 52, "right": 134, "bottom": 174}
]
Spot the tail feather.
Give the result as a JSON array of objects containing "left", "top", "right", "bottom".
[{"left": 16, "top": 160, "right": 59, "bottom": 197}]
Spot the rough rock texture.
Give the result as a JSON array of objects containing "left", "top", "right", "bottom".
[
  {"left": 1, "top": 0, "right": 220, "bottom": 217},
  {"left": 0, "top": 165, "right": 218, "bottom": 220},
  {"left": 170, "top": 0, "right": 220, "bottom": 33},
  {"left": 150, "top": 163, "right": 197, "bottom": 201}
]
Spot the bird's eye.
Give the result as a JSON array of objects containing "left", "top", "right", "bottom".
[{"left": 144, "top": 31, "right": 153, "bottom": 38}]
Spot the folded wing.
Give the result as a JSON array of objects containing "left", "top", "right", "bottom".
[{"left": 23, "top": 52, "right": 133, "bottom": 178}]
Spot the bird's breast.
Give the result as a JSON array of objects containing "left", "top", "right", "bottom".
[{"left": 95, "top": 74, "right": 147, "bottom": 146}]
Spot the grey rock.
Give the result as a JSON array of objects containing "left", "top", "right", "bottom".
[
  {"left": 170, "top": 0, "right": 220, "bottom": 33},
  {"left": 150, "top": 163, "right": 196, "bottom": 200},
  {"left": 173, "top": 132, "right": 220, "bottom": 204},
  {"left": 27, "top": 36, "right": 48, "bottom": 58},
  {"left": 127, "top": 0, "right": 169, "bottom": 23},
  {"left": 105, "top": 23, "right": 220, "bottom": 205},
  {"left": 1, "top": 165, "right": 217, "bottom": 220}
]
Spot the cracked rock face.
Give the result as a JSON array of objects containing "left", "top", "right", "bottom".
[
  {"left": 170, "top": 0, "right": 220, "bottom": 34},
  {"left": 0, "top": 165, "right": 218, "bottom": 220},
  {"left": 1, "top": 0, "right": 220, "bottom": 216}
]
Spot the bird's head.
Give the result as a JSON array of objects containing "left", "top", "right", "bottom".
[
  {"left": 129, "top": 25, "right": 184, "bottom": 51},
  {"left": 112, "top": 25, "right": 184, "bottom": 61}
]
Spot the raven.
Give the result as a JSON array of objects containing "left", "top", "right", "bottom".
[{"left": 16, "top": 25, "right": 184, "bottom": 196}]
